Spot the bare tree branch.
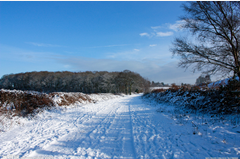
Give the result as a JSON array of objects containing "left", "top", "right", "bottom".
[{"left": 171, "top": 1, "right": 240, "bottom": 78}]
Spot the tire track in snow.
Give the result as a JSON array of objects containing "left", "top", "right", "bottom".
[
  {"left": 78, "top": 102, "right": 121, "bottom": 151},
  {"left": 1, "top": 94, "right": 230, "bottom": 158},
  {"left": 128, "top": 103, "right": 137, "bottom": 159},
  {"left": 27, "top": 97, "right": 137, "bottom": 158},
  {"left": 0, "top": 100, "right": 120, "bottom": 158},
  {"left": 129, "top": 96, "right": 190, "bottom": 158}
]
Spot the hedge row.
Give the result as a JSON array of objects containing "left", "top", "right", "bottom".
[
  {"left": 0, "top": 89, "right": 54, "bottom": 117},
  {"left": 143, "top": 79, "right": 240, "bottom": 114}
]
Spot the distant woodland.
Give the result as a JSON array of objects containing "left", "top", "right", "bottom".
[{"left": 0, "top": 70, "right": 150, "bottom": 94}]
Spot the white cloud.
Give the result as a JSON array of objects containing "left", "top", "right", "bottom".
[
  {"left": 0, "top": 44, "right": 63, "bottom": 62},
  {"left": 156, "top": 32, "right": 173, "bottom": 37},
  {"left": 88, "top": 44, "right": 128, "bottom": 48},
  {"left": 106, "top": 50, "right": 139, "bottom": 60},
  {"left": 0, "top": 44, "right": 70, "bottom": 77},
  {"left": 149, "top": 44, "right": 157, "bottom": 47},
  {"left": 57, "top": 57, "right": 201, "bottom": 85},
  {"left": 0, "top": 44, "right": 203, "bottom": 85},
  {"left": 140, "top": 20, "right": 186, "bottom": 38},
  {"left": 106, "top": 44, "right": 171, "bottom": 62},
  {"left": 151, "top": 26, "right": 161, "bottom": 30},
  {"left": 140, "top": 31, "right": 173, "bottom": 38},
  {"left": 26, "top": 42, "right": 61, "bottom": 47},
  {"left": 140, "top": 33, "right": 150, "bottom": 37},
  {"left": 64, "top": 65, "right": 71, "bottom": 68},
  {"left": 169, "top": 20, "right": 185, "bottom": 32}
]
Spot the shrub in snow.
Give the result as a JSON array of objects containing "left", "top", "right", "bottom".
[
  {"left": 143, "top": 79, "right": 240, "bottom": 114},
  {"left": 0, "top": 89, "right": 124, "bottom": 118},
  {"left": 49, "top": 92, "right": 94, "bottom": 106},
  {"left": 0, "top": 89, "right": 55, "bottom": 117},
  {"left": 49, "top": 92, "right": 125, "bottom": 106},
  {"left": 208, "top": 76, "right": 239, "bottom": 89}
]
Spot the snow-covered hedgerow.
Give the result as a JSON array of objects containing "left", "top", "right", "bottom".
[
  {"left": 143, "top": 80, "right": 240, "bottom": 115},
  {"left": 0, "top": 89, "right": 125, "bottom": 132},
  {"left": 0, "top": 89, "right": 125, "bottom": 117},
  {"left": 0, "top": 89, "right": 55, "bottom": 117},
  {"left": 49, "top": 92, "right": 125, "bottom": 106},
  {"left": 208, "top": 76, "right": 239, "bottom": 89}
]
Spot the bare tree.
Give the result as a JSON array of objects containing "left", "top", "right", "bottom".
[{"left": 171, "top": 1, "right": 240, "bottom": 78}]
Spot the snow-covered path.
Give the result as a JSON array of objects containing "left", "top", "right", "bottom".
[{"left": 0, "top": 94, "right": 239, "bottom": 158}]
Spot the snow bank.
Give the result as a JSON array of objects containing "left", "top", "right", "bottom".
[
  {"left": 0, "top": 89, "right": 125, "bottom": 132},
  {"left": 0, "top": 89, "right": 54, "bottom": 116},
  {"left": 50, "top": 92, "right": 125, "bottom": 107},
  {"left": 150, "top": 87, "right": 170, "bottom": 91},
  {"left": 142, "top": 95, "right": 240, "bottom": 158},
  {"left": 208, "top": 76, "right": 239, "bottom": 88},
  {"left": 143, "top": 88, "right": 240, "bottom": 115}
]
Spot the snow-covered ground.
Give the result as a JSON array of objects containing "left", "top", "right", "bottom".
[
  {"left": 150, "top": 87, "right": 170, "bottom": 91},
  {"left": 0, "top": 90, "right": 125, "bottom": 133},
  {"left": 1, "top": 94, "right": 240, "bottom": 158}
]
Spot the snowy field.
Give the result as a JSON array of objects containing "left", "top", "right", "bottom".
[{"left": 0, "top": 94, "right": 240, "bottom": 158}]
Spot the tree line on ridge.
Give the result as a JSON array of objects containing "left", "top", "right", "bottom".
[{"left": 0, "top": 70, "right": 150, "bottom": 94}]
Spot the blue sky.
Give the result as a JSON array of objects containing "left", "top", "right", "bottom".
[{"left": 0, "top": 1, "right": 204, "bottom": 84}]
